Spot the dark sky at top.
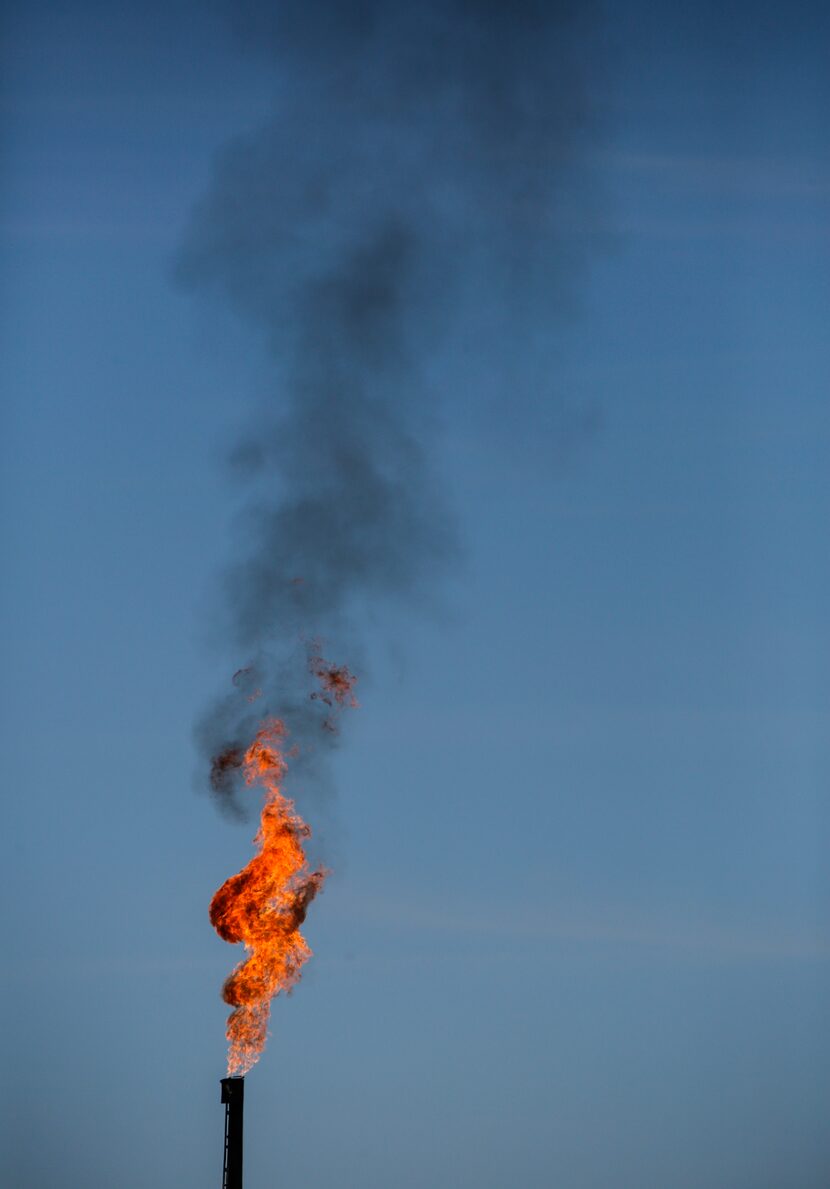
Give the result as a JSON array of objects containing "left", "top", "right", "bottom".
[{"left": 2, "top": 2, "right": 830, "bottom": 1187}]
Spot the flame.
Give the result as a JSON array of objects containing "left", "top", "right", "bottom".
[
  {"left": 209, "top": 651, "right": 357, "bottom": 1075},
  {"left": 309, "top": 646, "right": 359, "bottom": 735},
  {"left": 209, "top": 719, "right": 327, "bottom": 1075}
]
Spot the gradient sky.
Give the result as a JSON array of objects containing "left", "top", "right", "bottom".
[{"left": 3, "top": 2, "right": 830, "bottom": 1187}]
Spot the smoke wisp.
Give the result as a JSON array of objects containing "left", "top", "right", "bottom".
[{"left": 178, "top": 0, "right": 604, "bottom": 810}]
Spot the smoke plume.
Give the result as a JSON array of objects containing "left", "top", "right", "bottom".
[{"left": 178, "top": 0, "right": 604, "bottom": 811}]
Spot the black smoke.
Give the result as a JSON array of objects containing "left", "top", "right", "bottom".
[{"left": 178, "top": 0, "right": 605, "bottom": 812}]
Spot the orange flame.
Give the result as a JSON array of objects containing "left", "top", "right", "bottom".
[
  {"left": 209, "top": 650, "right": 357, "bottom": 1074},
  {"left": 309, "top": 646, "right": 359, "bottom": 733},
  {"left": 209, "top": 719, "right": 326, "bottom": 1075}
]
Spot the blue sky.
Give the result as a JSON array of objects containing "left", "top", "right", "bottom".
[{"left": 2, "top": 2, "right": 830, "bottom": 1186}]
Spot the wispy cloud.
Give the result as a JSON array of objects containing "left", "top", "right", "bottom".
[
  {"left": 328, "top": 888, "right": 830, "bottom": 962},
  {"left": 605, "top": 149, "right": 830, "bottom": 199}
]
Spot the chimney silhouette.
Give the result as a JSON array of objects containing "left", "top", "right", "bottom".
[{"left": 221, "top": 1076, "right": 244, "bottom": 1189}]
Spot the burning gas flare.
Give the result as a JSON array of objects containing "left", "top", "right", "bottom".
[{"left": 209, "top": 655, "right": 356, "bottom": 1075}]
